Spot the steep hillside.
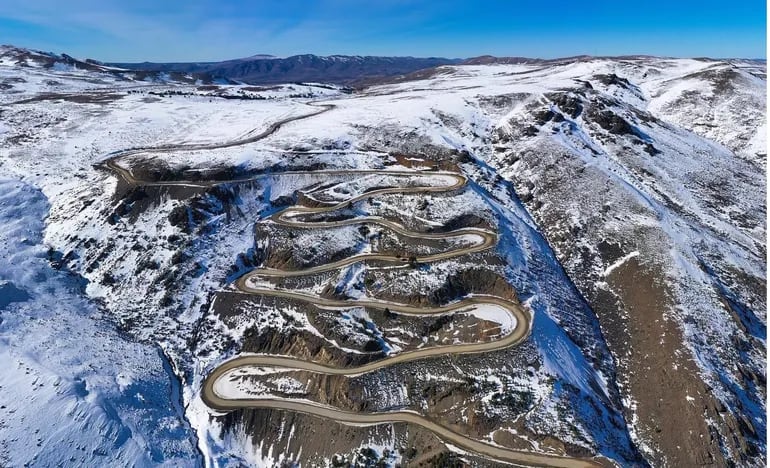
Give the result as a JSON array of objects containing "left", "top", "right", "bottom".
[{"left": 0, "top": 180, "right": 201, "bottom": 467}]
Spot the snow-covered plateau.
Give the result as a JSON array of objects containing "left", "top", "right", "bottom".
[{"left": 0, "top": 45, "right": 765, "bottom": 467}]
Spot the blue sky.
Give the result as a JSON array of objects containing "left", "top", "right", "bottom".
[{"left": 0, "top": 0, "right": 765, "bottom": 61}]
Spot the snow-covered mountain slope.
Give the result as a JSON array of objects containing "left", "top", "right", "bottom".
[
  {"left": 0, "top": 45, "right": 235, "bottom": 85},
  {"left": 0, "top": 180, "right": 200, "bottom": 466},
  {"left": 0, "top": 51, "right": 765, "bottom": 467}
]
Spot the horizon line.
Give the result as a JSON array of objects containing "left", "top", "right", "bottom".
[{"left": 2, "top": 43, "right": 766, "bottom": 64}]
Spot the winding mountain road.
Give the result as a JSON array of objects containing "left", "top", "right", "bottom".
[
  {"left": 100, "top": 102, "right": 335, "bottom": 181},
  {"left": 103, "top": 102, "right": 606, "bottom": 468}
]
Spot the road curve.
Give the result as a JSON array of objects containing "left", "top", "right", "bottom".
[
  {"left": 102, "top": 102, "right": 605, "bottom": 467},
  {"left": 230, "top": 287, "right": 531, "bottom": 371},
  {"left": 258, "top": 171, "right": 498, "bottom": 276}
]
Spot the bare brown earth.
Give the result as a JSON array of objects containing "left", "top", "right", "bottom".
[{"left": 603, "top": 256, "right": 752, "bottom": 466}]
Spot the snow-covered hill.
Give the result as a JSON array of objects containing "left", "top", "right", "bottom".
[
  {"left": 0, "top": 48, "right": 765, "bottom": 467},
  {"left": 0, "top": 180, "right": 200, "bottom": 466}
]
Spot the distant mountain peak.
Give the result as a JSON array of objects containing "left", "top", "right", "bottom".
[
  {"left": 107, "top": 53, "right": 463, "bottom": 85},
  {"left": 238, "top": 54, "right": 278, "bottom": 60}
]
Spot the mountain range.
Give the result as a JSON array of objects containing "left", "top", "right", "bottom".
[{"left": 11, "top": 44, "right": 763, "bottom": 87}]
